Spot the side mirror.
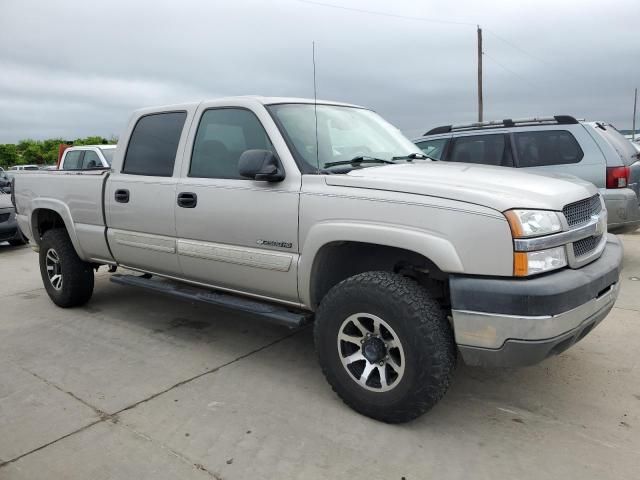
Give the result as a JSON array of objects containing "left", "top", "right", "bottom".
[{"left": 238, "top": 149, "right": 284, "bottom": 182}]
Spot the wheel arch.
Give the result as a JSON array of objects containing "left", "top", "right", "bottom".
[
  {"left": 30, "top": 199, "right": 85, "bottom": 259},
  {"left": 299, "top": 223, "right": 463, "bottom": 308}
]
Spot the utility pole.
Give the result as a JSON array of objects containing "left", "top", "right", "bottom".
[
  {"left": 633, "top": 88, "right": 637, "bottom": 142},
  {"left": 477, "top": 25, "right": 483, "bottom": 122}
]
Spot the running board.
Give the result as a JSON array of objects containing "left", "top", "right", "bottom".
[{"left": 109, "top": 274, "right": 311, "bottom": 329}]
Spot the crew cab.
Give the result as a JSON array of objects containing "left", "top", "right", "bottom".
[{"left": 13, "top": 97, "right": 623, "bottom": 423}]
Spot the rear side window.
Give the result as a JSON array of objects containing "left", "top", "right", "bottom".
[
  {"left": 514, "top": 130, "right": 583, "bottom": 167},
  {"left": 83, "top": 151, "right": 101, "bottom": 168},
  {"left": 123, "top": 112, "right": 186, "bottom": 176},
  {"left": 190, "top": 108, "right": 273, "bottom": 179},
  {"left": 62, "top": 151, "right": 83, "bottom": 170},
  {"left": 416, "top": 138, "right": 447, "bottom": 160},
  {"left": 449, "top": 134, "right": 512, "bottom": 166}
]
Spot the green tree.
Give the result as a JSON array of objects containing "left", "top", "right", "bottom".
[{"left": 0, "top": 144, "right": 18, "bottom": 169}]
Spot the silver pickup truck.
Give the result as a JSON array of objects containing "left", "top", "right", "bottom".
[{"left": 13, "top": 97, "right": 623, "bottom": 423}]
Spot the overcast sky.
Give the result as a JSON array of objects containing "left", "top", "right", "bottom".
[{"left": 1, "top": 0, "right": 638, "bottom": 143}]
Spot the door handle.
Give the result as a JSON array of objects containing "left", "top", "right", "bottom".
[
  {"left": 114, "top": 189, "right": 129, "bottom": 203},
  {"left": 177, "top": 192, "right": 197, "bottom": 208}
]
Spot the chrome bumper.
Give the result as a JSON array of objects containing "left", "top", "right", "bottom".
[{"left": 452, "top": 281, "right": 619, "bottom": 350}]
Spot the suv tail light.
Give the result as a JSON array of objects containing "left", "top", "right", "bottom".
[{"left": 606, "top": 166, "right": 630, "bottom": 189}]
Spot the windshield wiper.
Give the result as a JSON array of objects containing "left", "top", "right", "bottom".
[
  {"left": 324, "top": 156, "right": 396, "bottom": 168},
  {"left": 392, "top": 152, "right": 432, "bottom": 161}
]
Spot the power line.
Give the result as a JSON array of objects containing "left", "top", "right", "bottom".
[
  {"left": 296, "top": 0, "right": 557, "bottom": 72},
  {"left": 295, "top": 0, "right": 476, "bottom": 27},
  {"left": 483, "top": 28, "right": 553, "bottom": 68},
  {"left": 482, "top": 52, "right": 541, "bottom": 89}
]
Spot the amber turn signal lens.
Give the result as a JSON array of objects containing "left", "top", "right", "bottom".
[
  {"left": 504, "top": 210, "right": 524, "bottom": 238},
  {"left": 513, "top": 252, "right": 528, "bottom": 277}
]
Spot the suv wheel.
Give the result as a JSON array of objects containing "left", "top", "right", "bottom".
[
  {"left": 314, "top": 271, "right": 456, "bottom": 423},
  {"left": 39, "top": 229, "right": 94, "bottom": 307}
]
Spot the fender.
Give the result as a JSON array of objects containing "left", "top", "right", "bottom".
[
  {"left": 30, "top": 198, "right": 87, "bottom": 260},
  {"left": 298, "top": 221, "right": 464, "bottom": 307}
]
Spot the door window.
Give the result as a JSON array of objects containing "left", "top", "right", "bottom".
[
  {"left": 62, "top": 151, "right": 83, "bottom": 170},
  {"left": 122, "top": 111, "right": 187, "bottom": 176},
  {"left": 189, "top": 108, "right": 274, "bottom": 179},
  {"left": 514, "top": 130, "right": 583, "bottom": 167},
  {"left": 449, "top": 134, "right": 512, "bottom": 166},
  {"left": 415, "top": 138, "right": 448, "bottom": 160}
]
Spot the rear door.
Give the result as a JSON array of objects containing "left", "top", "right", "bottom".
[
  {"left": 106, "top": 110, "right": 192, "bottom": 276},
  {"left": 511, "top": 126, "right": 605, "bottom": 186},
  {"left": 444, "top": 133, "right": 513, "bottom": 167}
]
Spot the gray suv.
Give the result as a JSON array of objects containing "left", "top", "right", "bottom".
[{"left": 414, "top": 116, "right": 640, "bottom": 232}]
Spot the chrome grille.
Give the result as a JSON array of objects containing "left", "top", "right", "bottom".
[
  {"left": 573, "top": 234, "right": 602, "bottom": 258},
  {"left": 562, "top": 195, "right": 601, "bottom": 227}
]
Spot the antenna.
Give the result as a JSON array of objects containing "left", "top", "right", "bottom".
[{"left": 312, "top": 41, "right": 320, "bottom": 173}]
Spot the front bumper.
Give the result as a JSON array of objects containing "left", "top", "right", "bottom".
[
  {"left": 601, "top": 187, "right": 640, "bottom": 231},
  {"left": 450, "top": 235, "right": 623, "bottom": 367}
]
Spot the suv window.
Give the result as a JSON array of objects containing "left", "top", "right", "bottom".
[
  {"left": 190, "top": 108, "right": 273, "bottom": 179},
  {"left": 123, "top": 111, "right": 187, "bottom": 176},
  {"left": 416, "top": 138, "right": 448, "bottom": 160},
  {"left": 448, "top": 134, "right": 512, "bottom": 166},
  {"left": 62, "top": 151, "right": 83, "bottom": 170},
  {"left": 514, "top": 130, "right": 583, "bottom": 167}
]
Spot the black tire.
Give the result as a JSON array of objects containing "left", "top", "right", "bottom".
[
  {"left": 39, "top": 229, "right": 94, "bottom": 307},
  {"left": 314, "top": 271, "right": 456, "bottom": 423}
]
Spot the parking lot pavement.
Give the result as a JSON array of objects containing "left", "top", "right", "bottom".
[{"left": 1, "top": 232, "right": 639, "bottom": 479}]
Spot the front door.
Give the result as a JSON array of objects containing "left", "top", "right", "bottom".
[
  {"left": 175, "top": 105, "right": 300, "bottom": 303},
  {"left": 107, "top": 111, "right": 189, "bottom": 276}
]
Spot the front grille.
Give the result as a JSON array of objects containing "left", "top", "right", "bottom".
[
  {"left": 0, "top": 212, "right": 10, "bottom": 223},
  {"left": 573, "top": 234, "right": 602, "bottom": 258},
  {"left": 562, "top": 195, "right": 601, "bottom": 227}
]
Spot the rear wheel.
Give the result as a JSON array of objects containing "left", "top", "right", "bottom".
[
  {"left": 39, "top": 229, "right": 94, "bottom": 307},
  {"left": 314, "top": 271, "right": 456, "bottom": 423}
]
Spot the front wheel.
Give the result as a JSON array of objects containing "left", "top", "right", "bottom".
[
  {"left": 39, "top": 229, "right": 94, "bottom": 307},
  {"left": 314, "top": 271, "right": 456, "bottom": 423}
]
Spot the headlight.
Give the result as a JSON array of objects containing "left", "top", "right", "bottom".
[
  {"left": 504, "top": 210, "right": 562, "bottom": 238},
  {"left": 514, "top": 246, "right": 567, "bottom": 276}
]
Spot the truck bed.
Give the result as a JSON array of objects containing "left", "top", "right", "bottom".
[{"left": 14, "top": 170, "right": 113, "bottom": 263}]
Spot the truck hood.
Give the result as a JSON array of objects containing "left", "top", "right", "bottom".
[{"left": 324, "top": 162, "right": 597, "bottom": 212}]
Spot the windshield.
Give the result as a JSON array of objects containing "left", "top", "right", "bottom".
[
  {"left": 99, "top": 147, "right": 115, "bottom": 165},
  {"left": 268, "top": 104, "right": 423, "bottom": 171}
]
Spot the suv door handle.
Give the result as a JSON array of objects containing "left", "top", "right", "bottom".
[
  {"left": 114, "top": 189, "right": 129, "bottom": 203},
  {"left": 177, "top": 192, "right": 197, "bottom": 208}
]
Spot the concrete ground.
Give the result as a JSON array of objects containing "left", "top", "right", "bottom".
[{"left": 0, "top": 232, "right": 639, "bottom": 480}]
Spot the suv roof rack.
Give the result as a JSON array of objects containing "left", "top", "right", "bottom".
[{"left": 423, "top": 115, "right": 580, "bottom": 136}]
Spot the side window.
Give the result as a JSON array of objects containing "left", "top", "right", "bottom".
[
  {"left": 514, "top": 130, "right": 583, "bottom": 167},
  {"left": 83, "top": 151, "right": 101, "bottom": 169},
  {"left": 190, "top": 108, "right": 274, "bottom": 179},
  {"left": 449, "top": 134, "right": 511, "bottom": 166},
  {"left": 416, "top": 138, "right": 448, "bottom": 160},
  {"left": 123, "top": 111, "right": 187, "bottom": 176},
  {"left": 62, "top": 151, "right": 83, "bottom": 170}
]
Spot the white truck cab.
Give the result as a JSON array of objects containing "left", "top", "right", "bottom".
[{"left": 59, "top": 145, "right": 115, "bottom": 170}]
